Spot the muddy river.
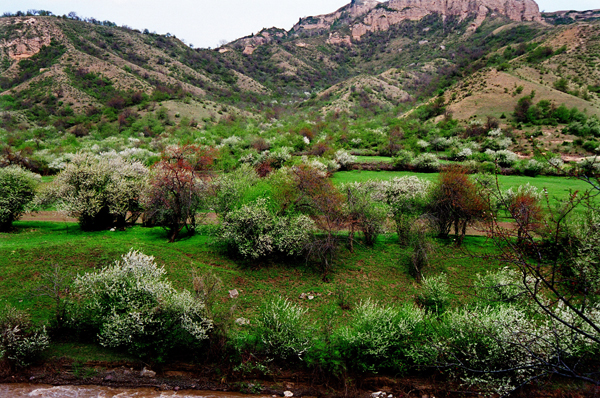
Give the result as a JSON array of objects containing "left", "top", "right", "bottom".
[{"left": 0, "top": 384, "right": 273, "bottom": 398}]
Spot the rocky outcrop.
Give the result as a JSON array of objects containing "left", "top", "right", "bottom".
[
  {"left": 292, "top": 0, "right": 380, "bottom": 32},
  {"left": 351, "top": 0, "right": 542, "bottom": 39},
  {"left": 229, "top": 27, "right": 286, "bottom": 52},
  {"left": 0, "top": 17, "right": 61, "bottom": 60}
]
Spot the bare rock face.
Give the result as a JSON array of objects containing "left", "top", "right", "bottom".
[
  {"left": 351, "top": 0, "right": 542, "bottom": 39},
  {"left": 293, "top": 0, "right": 380, "bottom": 32},
  {"left": 0, "top": 18, "right": 61, "bottom": 60}
]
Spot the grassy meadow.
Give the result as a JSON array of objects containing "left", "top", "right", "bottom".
[{"left": 4, "top": 167, "right": 592, "bottom": 365}]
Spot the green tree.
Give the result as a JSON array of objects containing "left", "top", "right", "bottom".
[{"left": 0, "top": 166, "right": 39, "bottom": 231}]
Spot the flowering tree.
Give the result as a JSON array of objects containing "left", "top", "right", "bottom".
[
  {"left": 143, "top": 145, "right": 216, "bottom": 242},
  {"left": 344, "top": 182, "right": 387, "bottom": 248},
  {"left": 68, "top": 250, "right": 212, "bottom": 359},
  {"left": 0, "top": 166, "right": 40, "bottom": 231},
  {"left": 47, "top": 153, "right": 147, "bottom": 230},
  {"left": 384, "top": 176, "right": 431, "bottom": 246}
]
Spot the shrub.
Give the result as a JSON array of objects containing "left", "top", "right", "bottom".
[
  {"left": 485, "top": 149, "right": 519, "bottom": 167},
  {"left": 503, "top": 184, "right": 544, "bottom": 241},
  {"left": 392, "top": 149, "right": 414, "bottom": 169},
  {"left": 411, "top": 153, "right": 440, "bottom": 172},
  {"left": 255, "top": 297, "right": 313, "bottom": 360},
  {"left": 210, "top": 164, "right": 259, "bottom": 216},
  {"left": 335, "top": 300, "right": 426, "bottom": 372},
  {"left": 569, "top": 211, "right": 600, "bottom": 291},
  {"left": 219, "top": 197, "right": 314, "bottom": 259},
  {"left": 384, "top": 176, "right": 431, "bottom": 246},
  {"left": 0, "top": 305, "right": 49, "bottom": 368},
  {"left": 521, "top": 158, "right": 545, "bottom": 176},
  {"left": 333, "top": 149, "right": 357, "bottom": 170},
  {"left": 48, "top": 153, "right": 147, "bottom": 230},
  {"left": 68, "top": 250, "right": 212, "bottom": 359},
  {"left": 0, "top": 166, "right": 40, "bottom": 231},
  {"left": 344, "top": 182, "right": 388, "bottom": 247},
  {"left": 418, "top": 273, "right": 451, "bottom": 314},
  {"left": 435, "top": 305, "right": 542, "bottom": 395},
  {"left": 475, "top": 268, "right": 528, "bottom": 304}
]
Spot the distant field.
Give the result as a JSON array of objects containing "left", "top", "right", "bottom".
[
  {"left": 333, "top": 170, "right": 597, "bottom": 216},
  {"left": 354, "top": 156, "right": 394, "bottom": 163}
]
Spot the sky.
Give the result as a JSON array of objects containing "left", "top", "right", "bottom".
[{"left": 1, "top": 0, "right": 598, "bottom": 49}]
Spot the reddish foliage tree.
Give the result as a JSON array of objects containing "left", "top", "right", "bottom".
[
  {"left": 143, "top": 145, "right": 217, "bottom": 242},
  {"left": 290, "top": 165, "right": 346, "bottom": 278},
  {"left": 429, "top": 165, "right": 489, "bottom": 245},
  {"left": 508, "top": 191, "right": 545, "bottom": 242}
]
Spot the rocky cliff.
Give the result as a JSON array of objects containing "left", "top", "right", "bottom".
[
  {"left": 292, "top": 0, "right": 380, "bottom": 33},
  {"left": 350, "top": 0, "right": 542, "bottom": 39},
  {"left": 291, "top": 0, "right": 542, "bottom": 42}
]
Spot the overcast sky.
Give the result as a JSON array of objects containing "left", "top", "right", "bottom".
[{"left": 1, "top": 0, "right": 598, "bottom": 49}]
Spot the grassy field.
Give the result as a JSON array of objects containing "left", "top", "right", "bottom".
[
  {"left": 333, "top": 170, "right": 595, "bottom": 207},
  {"left": 1, "top": 168, "right": 593, "bottom": 364},
  {"left": 354, "top": 156, "right": 394, "bottom": 163},
  {"left": 0, "top": 220, "right": 501, "bottom": 361}
]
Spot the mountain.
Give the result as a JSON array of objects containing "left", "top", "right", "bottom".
[{"left": 0, "top": 0, "right": 599, "bottom": 132}]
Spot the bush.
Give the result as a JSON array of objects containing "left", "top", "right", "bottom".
[
  {"left": 418, "top": 273, "right": 451, "bottom": 314},
  {"left": 435, "top": 305, "right": 542, "bottom": 395},
  {"left": 210, "top": 164, "right": 259, "bottom": 216},
  {"left": 344, "top": 182, "right": 388, "bottom": 247},
  {"left": 333, "top": 149, "right": 357, "bottom": 170},
  {"left": 335, "top": 300, "right": 426, "bottom": 372},
  {"left": 67, "top": 250, "right": 212, "bottom": 360},
  {"left": 384, "top": 176, "right": 431, "bottom": 246},
  {"left": 0, "top": 305, "right": 49, "bottom": 368},
  {"left": 219, "top": 197, "right": 315, "bottom": 259},
  {"left": 475, "top": 268, "right": 528, "bottom": 304},
  {"left": 411, "top": 153, "right": 440, "bottom": 172},
  {"left": 48, "top": 153, "right": 147, "bottom": 230},
  {"left": 392, "top": 149, "right": 414, "bottom": 169},
  {"left": 0, "top": 166, "right": 40, "bottom": 231},
  {"left": 254, "top": 297, "right": 313, "bottom": 360},
  {"left": 521, "top": 158, "right": 546, "bottom": 176}
]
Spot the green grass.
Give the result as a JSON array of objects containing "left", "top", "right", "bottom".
[
  {"left": 332, "top": 170, "right": 596, "bottom": 209},
  {"left": 1, "top": 222, "right": 500, "bottom": 333},
  {"left": 355, "top": 156, "right": 394, "bottom": 163}
]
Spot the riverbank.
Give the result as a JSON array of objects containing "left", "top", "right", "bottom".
[
  {"left": 0, "top": 358, "right": 451, "bottom": 398},
  {"left": 1, "top": 358, "right": 597, "bottom": 398}
]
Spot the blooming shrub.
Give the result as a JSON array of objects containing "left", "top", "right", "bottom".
[
  {"left": 335, "top": 300, "right": 426, "bottom": 372},
  {"left": 344, "top": 182, "right": 388, "bottom": 246},
  {"left": 47, "top": 153, "right": 147, "bottom": 230},
  {"left": 475, "top": 268, "right": 530, "bottom": 304},
  {"left": 384, "top": 176, "right": 431, "bottom": 245},
  {"left": 255, "top": 297, "right": 313, "bottom": 360},
  {"left": 68, "top": 250, "right": 212, "bottom": 359},
  {"left": 418, "top": 273, "right": 451, "bottom": 313},
  {"left": 485, "top": 149, "right": 519, "bottom": 167},
  {"left": 219, "top": 197, "right": 314, "bottom": 259},
  {"left": 411, "top": 153, "right": 440, "bottom": 172},
  {"left": 0, "top": 166, "right": 40, "bottom": 231},
  {"left": 334, "top": 149, "right": 357, "bottom": 169},
  {"left": 0, "top": 305, "right": 49, "bottom": 368}
]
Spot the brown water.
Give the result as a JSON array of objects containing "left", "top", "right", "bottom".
[{"left": 0, "top": 384, "right": 272, "bottom": 398}]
